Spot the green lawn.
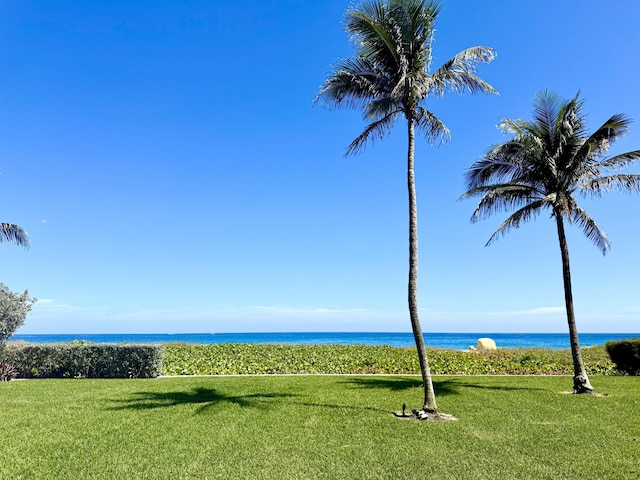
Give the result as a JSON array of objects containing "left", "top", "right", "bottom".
[{"left": 2, "top": 376, "right": 639, "bottom": 479}]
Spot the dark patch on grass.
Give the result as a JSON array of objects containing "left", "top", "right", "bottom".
[
  {"left": 443, "top": 380, "right": 553, "bottom": 393},
  {"left": 111, "top": 385, "right": 394, "bottom": 417},
  {"left": 343, "top": 377, "right": 422, "bottom": 391},
  {"left": 344, "top": 377, "right": 462, "bottom": 397},
  {"left": 110, "top": 387, "right": 296, "bottom": 413}
]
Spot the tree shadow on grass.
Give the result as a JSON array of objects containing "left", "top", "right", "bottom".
[
  {"left": 344, "top": 377, "right": 551, "bottom": 395},
  {"left": 343, "top": 377, "right": 460, "bottom": 396},
  {"left": 109, "top": 387, "right": 296, "bottom": 414},
  {"left": 451, "top": 381, "right": 554, "bottom": 393},
  {"left": 109, "top": 378, "right": 549, "bottom": 419},
  {"left": 110, "top": 386, "right": 391, "bottom": 416}
]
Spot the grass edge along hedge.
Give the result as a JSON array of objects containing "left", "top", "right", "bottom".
[
  {"left": 606, "top": 338, "right": 640, "bottom": 375},
  {"left": 2, "top": 342, "right": 164, "bottom": 379}
]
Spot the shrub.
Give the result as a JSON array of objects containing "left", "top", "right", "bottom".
[
  {"left": 162, "top": 343, "right": 615, "bottom": 376},
  {"left": 0, "top": 363, "right": 17, "bottom": 381},
  {"left": 4, "top": 343, "right": 164, "bottom": 379},
  {"left": 606, "top": 339, "right": 640, "bottom": 375},
  {"left": 0, "top": 284, "right": 36, "bottom": 353}
]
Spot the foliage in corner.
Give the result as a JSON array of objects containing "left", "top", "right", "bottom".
[
  {"left": 0, "top": 363, "right": 17, "bottom": 381},
  {"left": 606, "top": 339, "right": 640, "bottom": 375},
  {"left": 0, "top": 283, "right": 36, "bottom": 355}
]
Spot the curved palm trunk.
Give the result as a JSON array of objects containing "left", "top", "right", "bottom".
[
  {"left": 554, "top": 210, "right": 593, "bottom": 394},
  {"left": 407, "top": 117, "right": 438, "bottom": 412}
]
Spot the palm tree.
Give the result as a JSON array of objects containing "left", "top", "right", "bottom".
[
  {"left": 462, "top": 90, "right": 640, "bottom": 394},
  {"left": 0, "top": 223, "right": 29, "bottom": 248},
  {"left": 315, "top": 0, "right": 496, "bottom": 416}
]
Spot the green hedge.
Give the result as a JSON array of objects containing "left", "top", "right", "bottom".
[
  {"left": 162, "top": 343, "right": 615, "bottom": 376},
  {"left": 3, "top": 343, "right": 164, "bottom": 379},
  {"left": 1, "top": 342, "right": 619, "bottom": 378},
  {"left": 606, "top": 339, "right": 640, "bottom": 375}
]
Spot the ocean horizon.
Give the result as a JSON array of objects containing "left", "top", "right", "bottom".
[{"left": 10, "top": 332, "right": 640, "bottom": 350}]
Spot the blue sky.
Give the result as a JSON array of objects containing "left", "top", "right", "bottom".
[{"left": 1, "top": 0, "right": 639, "bottom": 334}]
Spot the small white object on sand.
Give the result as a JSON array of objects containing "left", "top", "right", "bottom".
[{"left": 476, "top": 337, "right": 497, "bottom": 351}]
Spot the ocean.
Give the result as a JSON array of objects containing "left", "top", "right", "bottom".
[{"left": 10, "top": 332, "right": 640, "bottom": 350}]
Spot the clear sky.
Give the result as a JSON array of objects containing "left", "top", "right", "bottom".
[{"left": 1, "top": 0, "right": 639, "bottom": 334}]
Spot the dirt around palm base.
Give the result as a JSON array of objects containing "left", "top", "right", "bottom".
[{"left": 393, "top": 410, "right": 458, "bottom": 422}]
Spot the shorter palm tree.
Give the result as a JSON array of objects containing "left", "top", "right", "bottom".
[
  {"left": 0, "top": 223, "right": 29, "bottom": 248},
  {"left": 462, "top": 90, "right": 640, "bottom": 393}
]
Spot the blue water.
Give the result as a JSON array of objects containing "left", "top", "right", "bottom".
[{"left": 10, "top": 332, "right": 640, "bottom": 350}]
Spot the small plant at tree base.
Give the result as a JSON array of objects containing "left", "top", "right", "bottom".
[{"left": 0, "top": 284, "right": 36, "bottom": 355}]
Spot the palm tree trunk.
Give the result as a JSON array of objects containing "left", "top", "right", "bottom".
[
  {"left": 554, "top": 210, "right": 593, "bottom": 394},
  {"left": 407, "top": 117, "right": 438, "bottom": 412}
]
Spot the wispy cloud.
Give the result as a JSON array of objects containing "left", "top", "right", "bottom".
[
  {"left": 22, "top": 301, "right": 638, "bottom": 335},
  {"left": 32, "top": 299, "right": 86, "bottom": 311},
  {"left": 422, "top": 306, "right": 566, "bottom": 318},
  {"left": 25, "top": 301, "right": 401, "bottom": 333}
]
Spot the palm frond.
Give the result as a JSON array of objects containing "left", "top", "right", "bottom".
[
  {"left": 365, "top": 95, "right": 400, "bottom": 120},
  {"left": 581, "top": 173, "right": 640, "bottom": 197},
  {"left": 465, "top": 184, "right": 542, "bottom": 223},
  {"left": 499, "top": 118, "right": 535, "bottom": 137},
  {"left": 599, "top": 150, "right": 640, "bottom": 170},
  {"left": 313, "top": 57, "right": 382, "bottom": 109},
  {"left": 567, "top": 205, "right": 610, "bottom": 255},
  {"left": 465, "top": 158, "right": 516, "bottom": 189},
  {"left": 484, "top": 199, "right": 547, "bottom": 246},
  {"left": 574, "top": 113, "right": 633, "bottom": 163},
  {"left": 429, "top": 46, "right": 497, "bottom": 97},
  {"left": 403, "top": 0, "right": 440, "bottom": 43},
  {"left": 390, "top": 0, "right": 439, "bottom": 68},
  {"left": 345, "top": 112, "right": 399, "bottom": 156},
  {"left": 465, "top": 143, "right": 530, "bottom": 188},
  {"left": 531, "top": 89, "right": 564, "bottom": 148},
  {"left": 347, "top": 1, "right": 398, "bottom": 66},
  {"left": 554, "top": 94, "right": 588, "bottom": 169},
  {"left": 414, "top": 106, "right": 449, "bottom": 144},
  {"left": 0, "top": 223, "right": 29, "bottom": 248}
]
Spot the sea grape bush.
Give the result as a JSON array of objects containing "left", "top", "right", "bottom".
[
  {"left": 0, "top": 363, "right": 17, "bottom": 381},
  {"left": 606, "top": 339, "right": 640, "bottom": 375},
  {"left": 4, "top": 343, "right": 164, "bottom": 378},
  {"left": 162, "top": 343, "right": 615, "bottom": 376}
]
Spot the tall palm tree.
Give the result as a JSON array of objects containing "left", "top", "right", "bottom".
[
  {"left": 0, "top": 223, "right": 29, "bottom": 248},
  {"left": 315, "top": 0, "right": 496, "bottom": 415},
  {"left": 462, "top": 90, "right": 640, "bottom": 394}
]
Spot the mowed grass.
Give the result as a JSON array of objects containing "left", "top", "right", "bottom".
[{"left": 2, "top": 376, "right": 639, "bottom": 479}]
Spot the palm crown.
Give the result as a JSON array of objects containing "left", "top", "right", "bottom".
[
  {"left": 464, "top": 89, "right": 640, "bottom": 253},
  {"left": 315, "top": 0, "right": 496, "bottom": 154}
]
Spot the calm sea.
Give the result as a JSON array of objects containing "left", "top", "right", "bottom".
[{"left": 10, "top": 332, "right": 640, "bottom": 350}]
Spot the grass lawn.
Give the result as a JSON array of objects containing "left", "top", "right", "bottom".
[{"left": 2, "top": 375, "right": 639, "bottom": 479}]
